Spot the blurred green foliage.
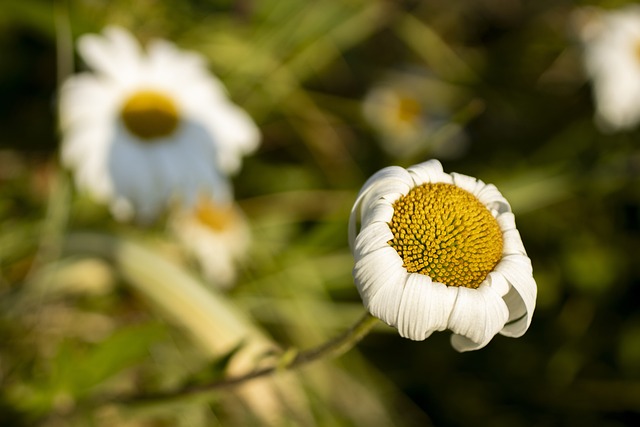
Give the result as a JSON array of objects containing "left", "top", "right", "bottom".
[{"left": 2, "top": 0, "right": 640, "bottom": 426}]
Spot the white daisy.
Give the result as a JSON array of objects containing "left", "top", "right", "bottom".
[
  {"left": 170, "top": 196, "right": 251, "bottom": 289},
  {"left": 59, "top": 26, "right": 260, "bottom": 221},
  {"left": 348, "top": 160, "right": 536, "bottom": 351},
  {"left": 575, "top": 5, "right": 640, "bottom": 131},
  {"left": 362, "top": 72, "right": 468, "bottom": 159}
]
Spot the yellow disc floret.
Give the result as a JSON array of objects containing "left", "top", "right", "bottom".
[
  {"left": 121, "top": 90, "right": 180, "bottom": 140},
  {"left": 388, "top": 183, "right": 503, "bottom": 289}
]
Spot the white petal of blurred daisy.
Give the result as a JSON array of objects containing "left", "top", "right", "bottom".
[
  {"left": 348, "top": 160, "right": 536, "bottom": 352},
  {"left": 59, "top": 26, "right": 260, "bottom": 222},
  {"left": 170, "top": 197, "right": 251, "bottom": 289},
  {"left": 575, "top": 5, "right": 640, "bottom": 131}
]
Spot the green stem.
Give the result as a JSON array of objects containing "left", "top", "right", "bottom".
[{"left": 111, "top": 311, "right": 378, "bottom": 407}]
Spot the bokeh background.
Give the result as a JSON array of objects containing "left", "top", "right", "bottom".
[{"left": 2, "top": 0, "right": 640, "bottom": 426}]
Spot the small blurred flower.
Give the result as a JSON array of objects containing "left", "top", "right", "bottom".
[
  {"left": 170, "top": 196, "right": 251, "bottom": 289},
  {"left": 59, "top": 26, "right": 260, "bottom": 221},
  {"left": 362, "top": 72, "right": 468, "bottom": 159},
  {"left": 349, "top": 160, "right": 536, "bottom": 351},
  {"left": 574, "top": 5, "right": 640, "bottom": 132}
]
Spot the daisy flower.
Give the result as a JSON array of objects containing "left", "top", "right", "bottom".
[
  {"left": 349, "top": 160, "right": 536, "bottom": 351},
  {"left": 170, "top": 196, "right": 251, "bottom": 289},
  {"left": 575, "top": 5, "right": 640, "bottom": 131},
  {"left": 59, "top": 26, "right": 260, "bottom": 221},
  {"left": 362, "top": 72, "right": 468, "bottom": 159}
]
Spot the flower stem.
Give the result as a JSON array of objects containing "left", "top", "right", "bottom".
[{"left": 112, "top": 311, "right": 379, "bottom": 407}]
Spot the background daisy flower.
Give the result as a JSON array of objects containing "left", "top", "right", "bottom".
[
  {"left": 169, "top": 197, "right": 251, "bottom": 290},
  {"left": 349, "top": 160, "right": 537, "bottom": 351},
  {"left": 59, "top": 26, "right": 260, "bottom": 221},
  {"left": 362, "top": 71, "right": 469, "bottom": 160},
  {"left": 575, "top": 5, "right": 640, "bottom": 131}
]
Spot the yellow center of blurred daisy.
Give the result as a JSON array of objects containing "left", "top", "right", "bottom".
[
  {"left": 635, "top": 38, "right": 640, "bottom": 64},
  {"left": 121, "top": 90, "right": 180, "bottom": 140},
  {"left": 388, "top": 183, "right": 503, "bottom": 289},
  {"left": 195, "top": 198, "right": 236, "bottom": 232},
  {"left": 395, "top": 95, "right": 421, "bottom": 124}
]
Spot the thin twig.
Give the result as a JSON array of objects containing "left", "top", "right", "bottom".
[{"left": 105, "top": 311, "right": 378, "bottom": 407}]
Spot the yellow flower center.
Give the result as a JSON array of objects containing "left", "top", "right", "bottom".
[
  {"left": 120, "top": 90, "right": 180, "bottom": 140},
  {"left": 395, "top": 94, "right": 421, "bottom": 124},
  {"left": 195, "top": 198, "right": 237, "bottom": 232},
  {"left": 388, "top": 183, "right": 503, "bottom": 289},
  {"left": 634, "top": 38, "right": 640, "bottom": 65}
]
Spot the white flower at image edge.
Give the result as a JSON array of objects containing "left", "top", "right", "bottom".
[
  {"left": 349, "top": 160, "right": 537, "bottom": 352},
  {"left": 577, "top": 5, "right": 640, "bottom": 131},
  {"left": 59, "top": 26, "right": 260, "bottom": 221}
]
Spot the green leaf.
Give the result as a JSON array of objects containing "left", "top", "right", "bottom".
[{"left": 59, "top": 323, "right": 167, "bottom": 396}]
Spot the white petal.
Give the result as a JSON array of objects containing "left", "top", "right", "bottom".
[
  {"left": 359, "top": 166, "right": 413, "bottom": 210},
  {"left": 61, "top": 122, "right": 115, "bottom": 201},
  {"left": 502, "top": 229, "right": 527, "bottom": 256},
  {"left": 194, "top": 104, "right": 261, "bottom": 175},
  {"left": 360, "top": 198, "right": 395, "bottom": 229},
  {"left": 354, "top": 222, "right": 394, "bottom": 258},
  {"left": 60, "top": 122, "right": 110, "bottom": 169},
  {"left": 353, "top": 246, "right": 406, "bottom": 311},
  {"left": 493, "top": 254, "right": 537, "bottom": 337},
  {"left": 485, "top": 270, "right": 510, "bottom": 297},
  {"left": 365, "top": 269, "right": 408, "bottom": 330},
  {"left": 451, "top": 172, "right": 484, "bottom": 196},
  {"left": 146, "top": 39, "right": 215, "bottom": 88},
  {"left": 108, "top": 135, "right": 163, "bottom": 221},
  {"left": 475, "top": 183, "right": 511, "bottom": 214},
  {"left": 78, "top": 26, "right": 142, "bottom": 83},
  {"left": 496, "top": 212, "right": 517, "bottom": 232},
  {"left": 448, "top": 284, "right": 509, "bottom": 352},
  {"left": 177, "top": 133, "right": 233, "bottom": 205},
  {"left": 500, "top": 286, "right": 527, "bottom": 332},
  {"left": 348, "top": 166, "right": 412, "bottom": 248},
  {"left": 397, "top": 274, "right": 459, "bottom": 341},
  {"left": 407, "top": 159, "right": 453, "bottom": 185},
  {"left": 147, "top": 143, "right": 186, "bottom": 204},
  {"left": 59, "top": 74, "right": 121, "bottom": 129}
]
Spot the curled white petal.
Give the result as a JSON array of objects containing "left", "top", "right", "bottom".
[
  {"left": 348, "top": 166, "right": 412, "bottom": 248},
  {"left": 494, "top": 254, "right": 537, "bottom": 337},
  {"left": 502, "top": 228, "right": 527, "bottom": 256},
  {"left": 496, "top": 212, "right": 517, "bottom": 232},
  {"left": 407, "top": 159, "right": 453, "bottom": 185},
  {"left": 353, "top": 245, "right": 407, "bottom": 313},
  {"left": 451, "top": 172, "right": 483, "bottom": 195},
  {"left": 397, "top": 274, "right": 459, "bottom": 341},
  {"left": 475, "top": 183, "right": 512, "bottom": 214},
  {"left": 354, "top": 221, "right": 394, "bottom": 258},
  {"left": 448, "top": 284, "right": 509, "bottom": 352}
]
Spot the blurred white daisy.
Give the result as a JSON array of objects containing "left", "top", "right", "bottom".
[
  {"left": 574, "top": 5, "right": 640, "bottom": 131},
  {"left": 170, "top": 196, "right": 251, "bottom": 289},
  {"left": 59, "top": 26, "right": 260, "bottom": 221},
  {"left": 362, "top": 72, "right": 468, "bottom": 159},
  {"left": 349, "top": 160, "right": 536, "bottom": 351}
]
